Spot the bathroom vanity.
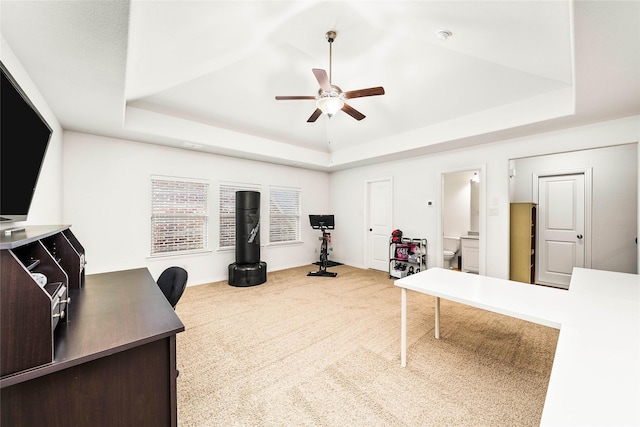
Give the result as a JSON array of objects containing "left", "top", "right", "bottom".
[{"left": 460, "top": 235, "right": 479, "bottom": 273}]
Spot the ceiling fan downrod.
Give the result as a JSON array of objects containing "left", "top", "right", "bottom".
[{"left": 326, "top": 31, "right": 336, "bottom": 85}]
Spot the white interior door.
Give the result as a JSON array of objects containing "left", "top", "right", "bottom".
[
  {"left": 366, "top": 179, "right": 392, "bottom": 271},
  {"left": 536, "top": 173, "right": 586, "bottom": 288}
]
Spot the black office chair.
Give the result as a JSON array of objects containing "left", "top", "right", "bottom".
[{"left": 157, "top": 266, "right": 188, "bottom": 309}]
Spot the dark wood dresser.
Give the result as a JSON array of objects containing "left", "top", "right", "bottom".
[{"left": 1, "top": 226, "right": 185, "bottom": 426}]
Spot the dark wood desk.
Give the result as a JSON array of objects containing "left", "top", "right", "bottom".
[{"left": 1, "top": 268, "right": 185, "bottom": 426}]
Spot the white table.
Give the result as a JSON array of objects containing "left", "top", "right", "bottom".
[{"left": 395, "top": 267, "right": 639, "bottom": 426}]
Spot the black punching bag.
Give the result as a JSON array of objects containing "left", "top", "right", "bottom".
[
  {"left": 228, "top": 191, "right": 267, "bottom": 287},
  {"left": 235, "top": 191, "right": 260, "bottom": 264}
]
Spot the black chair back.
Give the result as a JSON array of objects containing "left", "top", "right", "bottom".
[{"left": 157, "top": 266, "right": 188, "bottom": 308}]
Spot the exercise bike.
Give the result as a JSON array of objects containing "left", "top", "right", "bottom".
[{"left": 307, "top": 214, "right": 337, "bottom": 277}]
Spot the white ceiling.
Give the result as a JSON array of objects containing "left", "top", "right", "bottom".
[{"left": 1, "top": 1, "right": 638, "bottom": 171}]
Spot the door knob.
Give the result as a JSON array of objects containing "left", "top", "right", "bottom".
[
  {"left": 577, "top": 234, "right": 583, "bottom": 239},
  {"left": 369, "top": 228, "right": 373, "bottom": 231}
]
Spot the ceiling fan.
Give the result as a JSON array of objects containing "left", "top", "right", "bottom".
[{"left": 275, "top": 31, "right": 385, "bottom": 122}]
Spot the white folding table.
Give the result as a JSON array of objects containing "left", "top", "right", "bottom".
[{"left": 395, "top": 267, "right": 639, "bottom": 426}]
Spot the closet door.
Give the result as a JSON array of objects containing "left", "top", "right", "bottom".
[{"left": 536, "top": 173, "right": 585, "bottom": 289}]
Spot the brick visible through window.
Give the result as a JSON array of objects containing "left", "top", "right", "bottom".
[
  {"left": 151, "top": 176, "right": 208, "bottom": 255},
  {"left": 269, "top": 186, "right": 301, "bottom": 243},
  {"left": 219, "top": 183, "right": 260, "bottom": 248}
]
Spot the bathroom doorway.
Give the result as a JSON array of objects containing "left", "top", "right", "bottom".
[{"left": 440, "top": 168, "right": 485, "bottom": 274}]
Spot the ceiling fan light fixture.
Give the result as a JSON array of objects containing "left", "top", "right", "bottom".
[{"left": 316, "top": 94, "right": 344, "bottom": 117}]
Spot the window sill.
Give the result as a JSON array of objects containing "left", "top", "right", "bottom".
[
  {"left": 266, "top": 240, "right": 304, "bottom": 247},
  {"left": 218, "top": 241, "right": 304, "bottom": 252},
  {"left": 147, "top": 249, "right": 212, "bottom": 260}
]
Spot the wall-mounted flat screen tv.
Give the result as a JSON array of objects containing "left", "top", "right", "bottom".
[{"left": 1, "top": 62, "right": 52, "bottom": 223}]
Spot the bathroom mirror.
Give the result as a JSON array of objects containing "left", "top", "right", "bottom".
[{"left": 470, "top": 174, "right": 479, "bottom": 234}]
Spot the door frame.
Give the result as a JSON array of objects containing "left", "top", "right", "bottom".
[
  {"left": 439, "top": 165, "right": 487, "bottom": 275},
  {"left": 364, "top": 177, "right": 393, "bottom": 270},
  {"left": 532, "top": 168, "right": 593, "bottom": 274}
]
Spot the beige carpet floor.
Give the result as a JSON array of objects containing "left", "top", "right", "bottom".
[{"left": 175, "top": 265, "right": 559, "bottom": 426}]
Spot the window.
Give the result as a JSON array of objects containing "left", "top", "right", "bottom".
[
  {"left": 269, "top": 186, "right": 301, "bottom": 244},
  {"left": 219, "top": 183, "right": 260, "bottom": 248},
  {"left": 151, "top": 176, "right": 208, "bottom": 255}
]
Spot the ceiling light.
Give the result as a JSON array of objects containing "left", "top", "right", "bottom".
[
  {"left": 316, "top": 93, "right": 344, "bottom": 117},
  {"left": 436, "top": 29, "right": 452, "bottom": 40}
]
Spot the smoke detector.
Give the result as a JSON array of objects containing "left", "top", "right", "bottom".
[{"left": 436, "top": 29, "right": 452, "bottom": 40}]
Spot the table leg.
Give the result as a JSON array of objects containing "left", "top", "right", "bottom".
[
  {"left": 401, "top": 287, "right": 407, "bottom": 367},
  {"left": 435, "top": 296, "right": 440, "bottom": 339}
]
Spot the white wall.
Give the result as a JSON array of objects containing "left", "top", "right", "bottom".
[
  {"left": 63, "top": 131, "right": 330, "bottom": 285},
  {"left": 510, "top": 143, "right": 637, "bottom": 274},
  {"left": 330, "top": 116, "right": 640, "bottom": 279},
  {"left": 0, "top": 36, "right": 64, "bottom": 229},
  {"left": 5, "top": 30, "right": 638, "bottom": 281}
]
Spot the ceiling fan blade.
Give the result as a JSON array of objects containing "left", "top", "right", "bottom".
[
  {"left": 341, "top": 103, "right": 366, "bottom": 121},
  {"left": 312, "top": 68, "right": 332, "bottom": 92},
  {"left": 307, "top": 108, "right": 322, "bottom": 122},
  {"left": 275, "top": 95, "right": 316, "bottom": 100},
  {"left": 344, "top": 86, "right": 385, "bottom": 99}
]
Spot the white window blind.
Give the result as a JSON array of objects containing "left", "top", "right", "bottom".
[
  {"left": 269, "top": 186, "right": 301, "bottom": 243},
  {"left": 219, "top": 183, "right": 260, "bottom": 248},
  {"left": 151, "top": 177, "right": 208, "bottom": 255}
]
